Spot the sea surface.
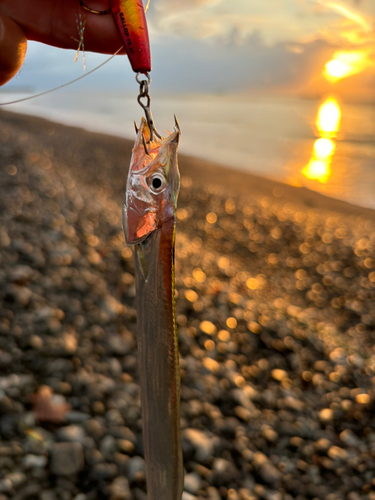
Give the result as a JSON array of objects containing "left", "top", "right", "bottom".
[{"left": 1, "top": 90, "right": 374, "bottom": 210}]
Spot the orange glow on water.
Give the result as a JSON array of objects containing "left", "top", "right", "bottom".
[
  {"left": 324, "top": 50, "right": 372, "bottom": 82},
  {"left": 316, "top": 97, "right": 341, "bottom": 138},
  {"left": 302, "top": 97, "right": 341, "bottom": 183},
  {"left": 303, "top": 135, "right": 336, "bottom": 183},
  {"left": 314, "top": 137, "right": 336, "bottom": 158},
  {"left": 302, "top": 158, "right": 331, "bottom": 183},
  {"left": 300, "top": 9, "right": 372, "bottom": 192}
]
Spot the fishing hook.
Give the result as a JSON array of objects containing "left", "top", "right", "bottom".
[
  {"left": 141, "top": 133, "right": 151, "bottom": 156},
  {"left": 136, "top": 73, "right": 162, "bottom": 143}
]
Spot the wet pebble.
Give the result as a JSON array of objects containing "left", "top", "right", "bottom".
[
  {"left": 183, "top": 429, "right": 217, "bottom": 462},
  {"left": 106, "top": 476, "right": 131, "bottom": 500},
  {"left": 184, "top": 472, "right": 201, "bottom": 494},
  {"left": 23, "top": 454, "right": 48, "bottom": 469},
  {"left": 50, "top": 443, "right": 84, "bottom": 475},
  {"left": 0, "top": 479, "right": 12, "bottom": 493},
  {"left": 182, "top": 493, "right": 197, "bottom": 500},
  {"left": 57, "top": 426, "right": 86, "bottom": 444},
  {"left": 91, "top": 463, "right": 118, "bottom": 480},
  {"left": 128, "top": 456, "right": 146, "bottom": 482}
]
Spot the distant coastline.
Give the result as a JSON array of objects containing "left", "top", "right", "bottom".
[{"left": 1, "top": 108, "right": 374, "bottom": 222}]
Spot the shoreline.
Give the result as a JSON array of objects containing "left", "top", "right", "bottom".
[{"left": 1, "top": 108, "right": 374, "bottom": 222}]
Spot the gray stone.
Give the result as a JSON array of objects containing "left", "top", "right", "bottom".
[
  {"left": 213, "top": 458, "right": 231, "bottom": 473},
  {"left": 109, "top": 358, "right": 123, "bottom": 377},
  {"left": 23, "top": 454, "right": 48, "bottom": 468},
  {"left": 9, "top": 265, "right": 35, "bottom": 284},
  {"left": 6, "top": 472, "right": 27, "bottom": 488},
  {"left": 91, "top": 463, "right": 118, "bottom": 480},
  {"left": 100, "top": 435, "right": 117, "bottom": 460},
  {"left": 183, "top": 428, "right": 217, "bottom": 462},
  {"left": 184, "top": 472, "right": 201, "bottom": 495},
  {"left": 57, "top": 425, "right": 86, "bottom": 444},
  {"left": 41, "top": 491, "right": 58, "bottom": 500},
  {"left": 258, "top": 463, "right": 282, "bottom": 485},
  {"left": 128, "top": 456, "right": 146, "bottom": 482},
  {"left": 207, "top": 487, "right": 221, "bottom": 500},
  {"left": 107, "top": 333, "right": 132, "bottom": 355},
  {"left": 5, "top": 284, "right": 32, "bottom": 306},
  {"left": 107, "top": 476, "right": 131, "bottom": 500},
  {"left": 265, "top": 491, "right": 282, "bottom": 500},
  {"left": 339, "top": 429, "right": 361, "bottom": 448},
  {"left": 347, "top": 493, "right": 361, "bottom": 500},
  {"left": 65, "top": 411, "right": 91, "bottom": 424},
  {"left": 50, "top": 442, "right": 84, "bottom": 475},
  {"left": 182, "top": 493, "right": 197, "bottom": 500},
  {"left": 0, "top": 479, "right": 12, "bottom": 493}
]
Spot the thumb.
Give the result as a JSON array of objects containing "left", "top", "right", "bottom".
[{"left": 0, "top": 14, "right": 27, "bottom": 86}]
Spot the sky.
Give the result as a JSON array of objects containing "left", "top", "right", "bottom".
[{"left": 2, "top": 0, "right": 374, "bottom": 100}]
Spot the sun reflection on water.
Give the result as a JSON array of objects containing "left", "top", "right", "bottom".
[
  {"left": 316, "top": 97, "right": 341, "bottom": 137},
  {"left": 300, "top": 35, "right": 374, "bottom": 189},
  {"left": 302, "top": 97, "right": 341, "bottom": 183},
  {"left": 314, "top": 138, "right": 336, "bottom": 158}
]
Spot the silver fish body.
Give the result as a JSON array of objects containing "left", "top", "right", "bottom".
[{"left": 123, "top": 118, "right": 183, "bottom": 500}]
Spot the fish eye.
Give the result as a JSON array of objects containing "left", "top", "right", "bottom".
[
  {"left": 152, "top": 177, "right": 162, "bottom": 189},
  {"left": 148, "top": 173, "right": 166, "bottom": 194}
]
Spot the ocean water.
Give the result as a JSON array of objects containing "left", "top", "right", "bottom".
[{"left": 1, "top": 90, "right": 375, "bottom": 210}]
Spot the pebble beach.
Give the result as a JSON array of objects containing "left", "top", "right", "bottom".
[{"left": 1, "top": 110, "right": 375, "bottom": 500}]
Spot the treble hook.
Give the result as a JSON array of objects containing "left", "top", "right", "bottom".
[
  {"left": 141, "top": 133, "right": 151, "bottom": 156},
  {"left": 136, "top": 73, "right": 162, "bottom": 143}
]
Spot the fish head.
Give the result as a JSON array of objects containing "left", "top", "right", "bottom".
[{"left": 123, "top": 118, "right": 180, "bottom": 245}]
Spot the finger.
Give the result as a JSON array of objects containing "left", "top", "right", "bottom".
[
  {"left": 0, "top": 14, "right": 27, "bottom": 86},
  {"left": 0, "top": 0, "right": 125, "bottom": 54}
]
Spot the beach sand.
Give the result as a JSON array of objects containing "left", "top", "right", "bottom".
[{"left": 1, "top": 110, "right": 375, "bottom": 499}]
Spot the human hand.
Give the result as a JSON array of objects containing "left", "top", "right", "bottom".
[{"left": 0, "top": 0, "right": 124, "bottom": 86}]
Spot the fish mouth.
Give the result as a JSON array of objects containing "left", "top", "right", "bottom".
[
  {"left": 164, "top": 129, "right": 180, "bottom": 146},
  {"left": 135, "top": 116, "right": 181, "bottom": 151},
  {"left": 170, "top": 115, "right": 181, "bottom": 144}
]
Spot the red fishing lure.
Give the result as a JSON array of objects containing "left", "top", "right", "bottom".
[{"left": 110, "top": 0, "right": 151, "bottom": 74}]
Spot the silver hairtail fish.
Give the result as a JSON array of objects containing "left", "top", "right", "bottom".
[{"left": 123, "top": 117, "right": 183, "bottom": 500}]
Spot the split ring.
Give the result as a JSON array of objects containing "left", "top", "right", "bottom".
[{"left": 79, "top": 0, "right": 111, "bottom": 15}]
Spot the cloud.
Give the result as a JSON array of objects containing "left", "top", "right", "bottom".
[
  {"left": 147, "top": 35, "right": 333, "bottom": 95},
  {"left": 2, "top": 0, "right": 373, "bottom": 101},
  {"left": 148, "top": 0, "right": 373, "bottom": 46},
  {"left": 145, "top": 0, "right": 374, "bottom": 99},
  {"left": 307, "top": 0, "right": 373, "bottom": 44}
]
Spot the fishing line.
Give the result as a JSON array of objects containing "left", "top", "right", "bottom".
[{"left": 0, "top": 47, "right": 123, "bottom": 107}]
